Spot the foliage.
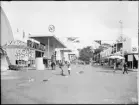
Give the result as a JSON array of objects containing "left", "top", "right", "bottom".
[
  {"left": 94, "top": 43, "right": 111, "bottom": 54},
  {"left": 94, "top": 46, "right": 104, "bottom": 54},
  {"left": 78, "top": 46, "right": 93, "bottom": 62}
]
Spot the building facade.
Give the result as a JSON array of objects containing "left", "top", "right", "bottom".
[{"left": 123, "top": 37, "right": 138, "bottom": 69}]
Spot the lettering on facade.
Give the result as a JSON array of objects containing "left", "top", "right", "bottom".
[{"left": 27, "top": 40, "right": 45, "bottom": 51}]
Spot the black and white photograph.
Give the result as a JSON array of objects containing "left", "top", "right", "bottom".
[{"left": 0, "top": 1, "right": 138, "bottom": 104}]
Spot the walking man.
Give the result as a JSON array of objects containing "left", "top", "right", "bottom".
[
  {"left": 123, "top": 62, "right": 128, "bottom": 74},
  {"left": 67, "top": 61, "right": 71, "bottom": 75},
  {"left": 51, "top": 61, "right": 56, "bottom": 70},
  {"left": 113, "top": 59, "right": 118, "bottom": 72}
]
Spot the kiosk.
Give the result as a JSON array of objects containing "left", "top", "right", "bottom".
[{"left": 27, "top": 40, "right": 46, "bottom": 70}]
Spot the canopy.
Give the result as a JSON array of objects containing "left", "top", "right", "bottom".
[
  {"left": 29, "top": 35, "right": 66, "bottom": 48},
  {"left": 108, "top": 55, "right": 125, "bottom": 59}
]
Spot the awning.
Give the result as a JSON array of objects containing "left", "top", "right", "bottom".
[
  {"left": 108, "top": 55, "right": 125, "bottom": 59},
  {"left": 29, "top": 35, "right": 66, "bottom": 48},
  {"left": 134, "top": 55, "right": 138, "bottom": 60}
]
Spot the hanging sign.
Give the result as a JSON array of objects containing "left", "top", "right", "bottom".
[
  {"left": 128, "top": 55, "right": 133, "bottom": 61},
  {"left": 27, "top": 40, "right": 45, "bottom": 51}
]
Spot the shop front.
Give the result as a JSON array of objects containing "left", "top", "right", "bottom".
[
  {"left": 29, "top": 35, "right": 66, "bottom": 70},
  {"left": 123, "top": 37, "right": 138, "bottom": 69}
]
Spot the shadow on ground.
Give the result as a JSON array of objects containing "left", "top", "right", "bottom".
[
  {"left": 52, "top": 73, "right": 67, "bottom": 76},
  {"left": 96, "top": 70, "right": 137, "bottom": 74}
]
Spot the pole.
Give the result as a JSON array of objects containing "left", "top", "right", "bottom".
[
  {"left": 116, "top": 43, "right": 117, "bottom": 53},
  {"left": 27, "top": 48, "right": 29, "bottom": 71},
  {"left": 48, "top": 37, "right": 49, "bottom": 59}
]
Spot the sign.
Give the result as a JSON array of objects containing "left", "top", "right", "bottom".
[
  {"left": 132, "top": 47, "right": 137, "bottom": 52},
  {"left": 48, "top": 25, "right": 55, "bottom": 33},
  {"left": 128, "top": 55, "right": 133, "bottom": 61},
  {"left": 27, "top": 40, "right": 45, "bottom": 51}
]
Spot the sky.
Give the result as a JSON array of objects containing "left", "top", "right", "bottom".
[{"left": 1, "top": 1, "right": 138, "bottom": 49}]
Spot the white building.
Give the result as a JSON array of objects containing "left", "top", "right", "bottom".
[
  {"left": 0, "top": 6, "right": 15, "bottom": 70},
  {"left": 123, "top": 37, "right": 138, "bottom": 69}
]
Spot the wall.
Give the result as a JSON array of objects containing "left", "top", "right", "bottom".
[
  {"left": 56, "top": 50, "right": 61, "bottom": 60},
  {"left": 131, "top": 38, "right": 138, "bottom": 53},
  {"left": 64, "top": 52, "right": 70, "bottom": 61},
  {"left": 123, "top": 37, "right": 138, "bottom": 54},
  {"left": 123, "top": 37, "right": 132, "bottom": 53},
  {"left": 0, "top": 7, "right": 16, "bottom": 65},
  {"left": 0, "top": 7, "right": 14, "bottom": 46}
]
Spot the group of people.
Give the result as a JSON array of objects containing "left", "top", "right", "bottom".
[
  {"left": 114, "top": 61, "right": 128, "bottom": 74},
  {"left": 50, "top": 60, "right": 71, "bottom": 76},
  {"left": 59, "top": 60, "right": 71, "bottom": 76}
]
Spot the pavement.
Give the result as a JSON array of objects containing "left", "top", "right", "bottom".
[{"left": 1, "top": 64, "right": 138, "bottom": 104}]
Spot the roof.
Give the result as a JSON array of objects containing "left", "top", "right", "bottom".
[{"left": 29, "top": 34, "right": 66, "bottom": 48}]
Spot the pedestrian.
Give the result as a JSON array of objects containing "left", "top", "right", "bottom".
[
  {"left": 113, "top": 60, "right": 117, "bottom": 72},
  {"left": 67, "top": 61, "right": 71, "bottom": 75},
  {"left": 59, "top": 60, "right": 64, "bottom": 75},
  {"left": 123, "top": 62, "right": 128, "bottom": 74},
  {"left": 51, "top": 62, "right": 56, "bottom": 70}
]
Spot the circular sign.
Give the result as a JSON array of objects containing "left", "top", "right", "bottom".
[{"left": 48, "top": 25, "right": 55, "bottom": 33}]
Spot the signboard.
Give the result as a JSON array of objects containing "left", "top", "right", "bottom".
[
  {"left": 27, "top": 40, "right": 45, "bottom": 51},
  {"left": 132, "top": 47, "right": 137, "bottom": 52},
  {"left": 48, "top": 25, "right": 55, "bottom": 33},
  {"left": 128, "top": 55, "right": 133, "bottom": 61}
]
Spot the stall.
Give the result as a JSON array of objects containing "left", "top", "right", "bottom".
[{"left": 108, "top": 55, "right": 125, "bottom": 70}]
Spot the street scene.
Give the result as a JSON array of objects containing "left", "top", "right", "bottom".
[
  {"left": 1, "top": 65, "right": 138, "bottom": 104},
  {"left": 1, "top": 1, "right": 138, "bottom": 104}
]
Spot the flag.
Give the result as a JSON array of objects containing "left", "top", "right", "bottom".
[{"left": 67, "top": 37, "right": 78, "bottom": 42}]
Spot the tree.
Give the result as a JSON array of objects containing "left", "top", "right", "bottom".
[
  {"left": 93, "top": 43, "right": 111, "bottom": 63},
  {"left": 94, "top": 46, "right": 104, "bottom": 54},
  {"left": 78, "top": 46, "right": 94, "bottom": 62}
]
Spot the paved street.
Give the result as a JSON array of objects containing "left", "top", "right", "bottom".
[{"left": 1, "top": 65, "right": 138, "bottom": 104}]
